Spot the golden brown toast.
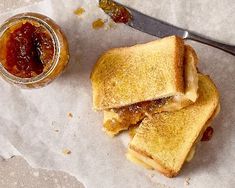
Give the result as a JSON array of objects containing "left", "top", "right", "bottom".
[
  {"left": 127, "top": 103, "right": 220, "bottom": 174},
  {"left": 103, "top": 45, "right": 199, "bottom": 136},
  {"left": 91, "top": 36, "right": 185, "bottom": 110},
  {"left": 128, "top": 74, "right": 220, "bottom": 177}
]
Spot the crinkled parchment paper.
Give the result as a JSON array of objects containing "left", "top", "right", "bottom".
[{"left": 0, "top": 0, "right": 234, "bottom": 187}]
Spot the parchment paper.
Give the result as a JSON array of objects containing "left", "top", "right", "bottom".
[{"left": 0, "top": 0, "right": 234, "bottom": 188}]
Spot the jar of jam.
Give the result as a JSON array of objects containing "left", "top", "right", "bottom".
[{"left": 0, "top": 13, "right": 69, "bottom": 88}]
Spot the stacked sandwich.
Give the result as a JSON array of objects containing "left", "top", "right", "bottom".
[{"left": 90, "top": 36, "right": 220, "bottom": 177}]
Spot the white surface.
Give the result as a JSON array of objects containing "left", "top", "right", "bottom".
[
  {"left": 0, "top": 156, "right": 84, "bottom": 188},
  {"left": 0, "top": 0, "right": 234, "bottom": 188},
  {"left": 0, "top": 135, "right": 21, "bottom": 160}
]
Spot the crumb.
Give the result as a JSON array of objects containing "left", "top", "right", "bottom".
[
  {"left": 184, "top": 177, "right": 190, "bottom": 186},
  {"left": 74, "top": 7, "right": 85, "bottom": 16},
  {"left": 92, "top": 18, "right": 105, "bottom": 29},
  {"left": 62, "top": 149, "right": 72, "bottom": 155},
  {"left": 54, "top": 129, "right": 59, "bottom": 132},
  {"left": 68, "top": 112, "right": 73, "bottom": 118}
]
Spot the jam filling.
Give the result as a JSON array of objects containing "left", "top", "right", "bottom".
[
  {"left": 201, "top": 126, "right": 214, "bottom": 141},
  {"left": 99, "top": 0, "right": 132, "bottom": 23},
  {"left": 92, "top": 19, "right": 105, "bottom": 29},
  {"left": 2, "top": 22, "right": 54, "bottom": 78},
  {"left": 104, "top": 98, "right": 169, "bottom": 133},
  {"left": 114, "top": 98, "right": 169, "bottom": 116}
]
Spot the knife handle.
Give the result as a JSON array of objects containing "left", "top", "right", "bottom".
[{"left": 184, "top": 31, "right": 235, "bottom": 56}]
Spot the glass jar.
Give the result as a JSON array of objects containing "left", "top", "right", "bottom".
[{"left": 0, "top": 12, "right": 69, "bottom": 88}]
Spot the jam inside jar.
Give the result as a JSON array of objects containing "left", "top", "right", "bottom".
[
  {"left": 3, "top": 22, "right": 54, "bottom": 78},
  {"left": 0, "top": 13, "right": 69, "bottom": 88}
]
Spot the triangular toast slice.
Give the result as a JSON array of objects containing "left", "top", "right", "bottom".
[{"left": 128, "top": 74, "right": 219, "bottom": 177}]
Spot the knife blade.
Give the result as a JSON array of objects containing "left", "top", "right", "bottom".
[
  {"left": 126, "top": 6, "right": 187, "bottom": 39},
  {"left": 99, "top": 0, "right": 235, "bottom": 56},
  {"left": 99, "top": 0, "right": 187, "bottom": 38}
]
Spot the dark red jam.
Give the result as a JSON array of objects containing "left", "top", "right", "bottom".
[
  {"left": 3, "top": 22, "right": 54, "bottom": 78},
  {"left": 99, "top": 0, "right": 132, "bottom": 24},
  {"left": 201, "top": 126, "right": 214, "bottom": 141}
]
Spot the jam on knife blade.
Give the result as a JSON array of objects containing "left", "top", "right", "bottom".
[{"left": 99, "top": 0, "right": 132, "bottom": 23}]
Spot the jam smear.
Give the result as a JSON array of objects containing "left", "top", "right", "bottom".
[
  {"left": 92, "top": 18, "right": 105, "bottom": 29},
  {"left": 5, "top": 22, "right": 54, "bottom": 78},
  {"left": 114, "top": 98, "right": 169, "bottom": 118},
  {"left": 201, "top": 126, "right": 214, "bottom": 141},
  {"left": 74, "top": 7, "right": 85, "bottom": 16},
  {"left": 104, "top": 98, "right": 170, "bottom": 134},
  {"left": 99, "top": 0, "right": 132, "bottom": 23}
]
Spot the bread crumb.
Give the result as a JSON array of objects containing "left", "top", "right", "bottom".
[
  {"left": 54, "top": 129, "right": 59, "bottom": 132},
  {"left": 92, "top": 18, "right": 105, "bottom": 29},
  {"left": 184, "top": 177, "right": 190, "bottom": 186},
  {"left": 63, "top": 149, "right": 72, "bottom": 155},
  {"left": 74, "top": 7, "right": 85, "bottom": 16},
  {"left": 68, "top": 112, "right": 73, "bottom": 118}
]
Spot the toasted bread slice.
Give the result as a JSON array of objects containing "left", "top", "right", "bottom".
[
  {"left": 127, "top": 103, "right": 220, "bottom": 172},
  {"left": 128, "top": 74, "right": 219, "bottom": 177},
  {"left": 91, "top": 36, "right": 185, "bottom": 110},
  {"left": 103, "top": 45, "right": 199, "bottom": 136}
]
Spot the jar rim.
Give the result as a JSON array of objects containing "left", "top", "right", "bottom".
[{"left": 0, "top": 13, "right": 60, "bottom": 85}]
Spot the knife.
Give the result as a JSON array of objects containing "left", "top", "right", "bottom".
[{"left": 99, "top": 0, "right": 235, "bottom": 56}]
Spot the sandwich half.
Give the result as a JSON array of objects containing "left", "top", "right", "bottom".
[
  {"left": 91, "top": 36, "right": 199, "bottom": 136},
  {"left": 127, "top": 74, "right": 220, "bottom": 177}
]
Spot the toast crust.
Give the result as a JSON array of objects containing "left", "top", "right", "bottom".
[
  {"left": 183, "top": 45, "right": 199, "bottom": 102},
  {"left": 128, "top": 148, "right": 177, "bottom": 177},
  {"left": 91, "top": 36, "right": 185, "bottom": 110}
]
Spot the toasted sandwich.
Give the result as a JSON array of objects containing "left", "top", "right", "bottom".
[
  {"left": 127, "top": 74, "right": 220, "bottom": 177},
  {"left": 91, "top": 36, "right": 199, "bottom": 136}
]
